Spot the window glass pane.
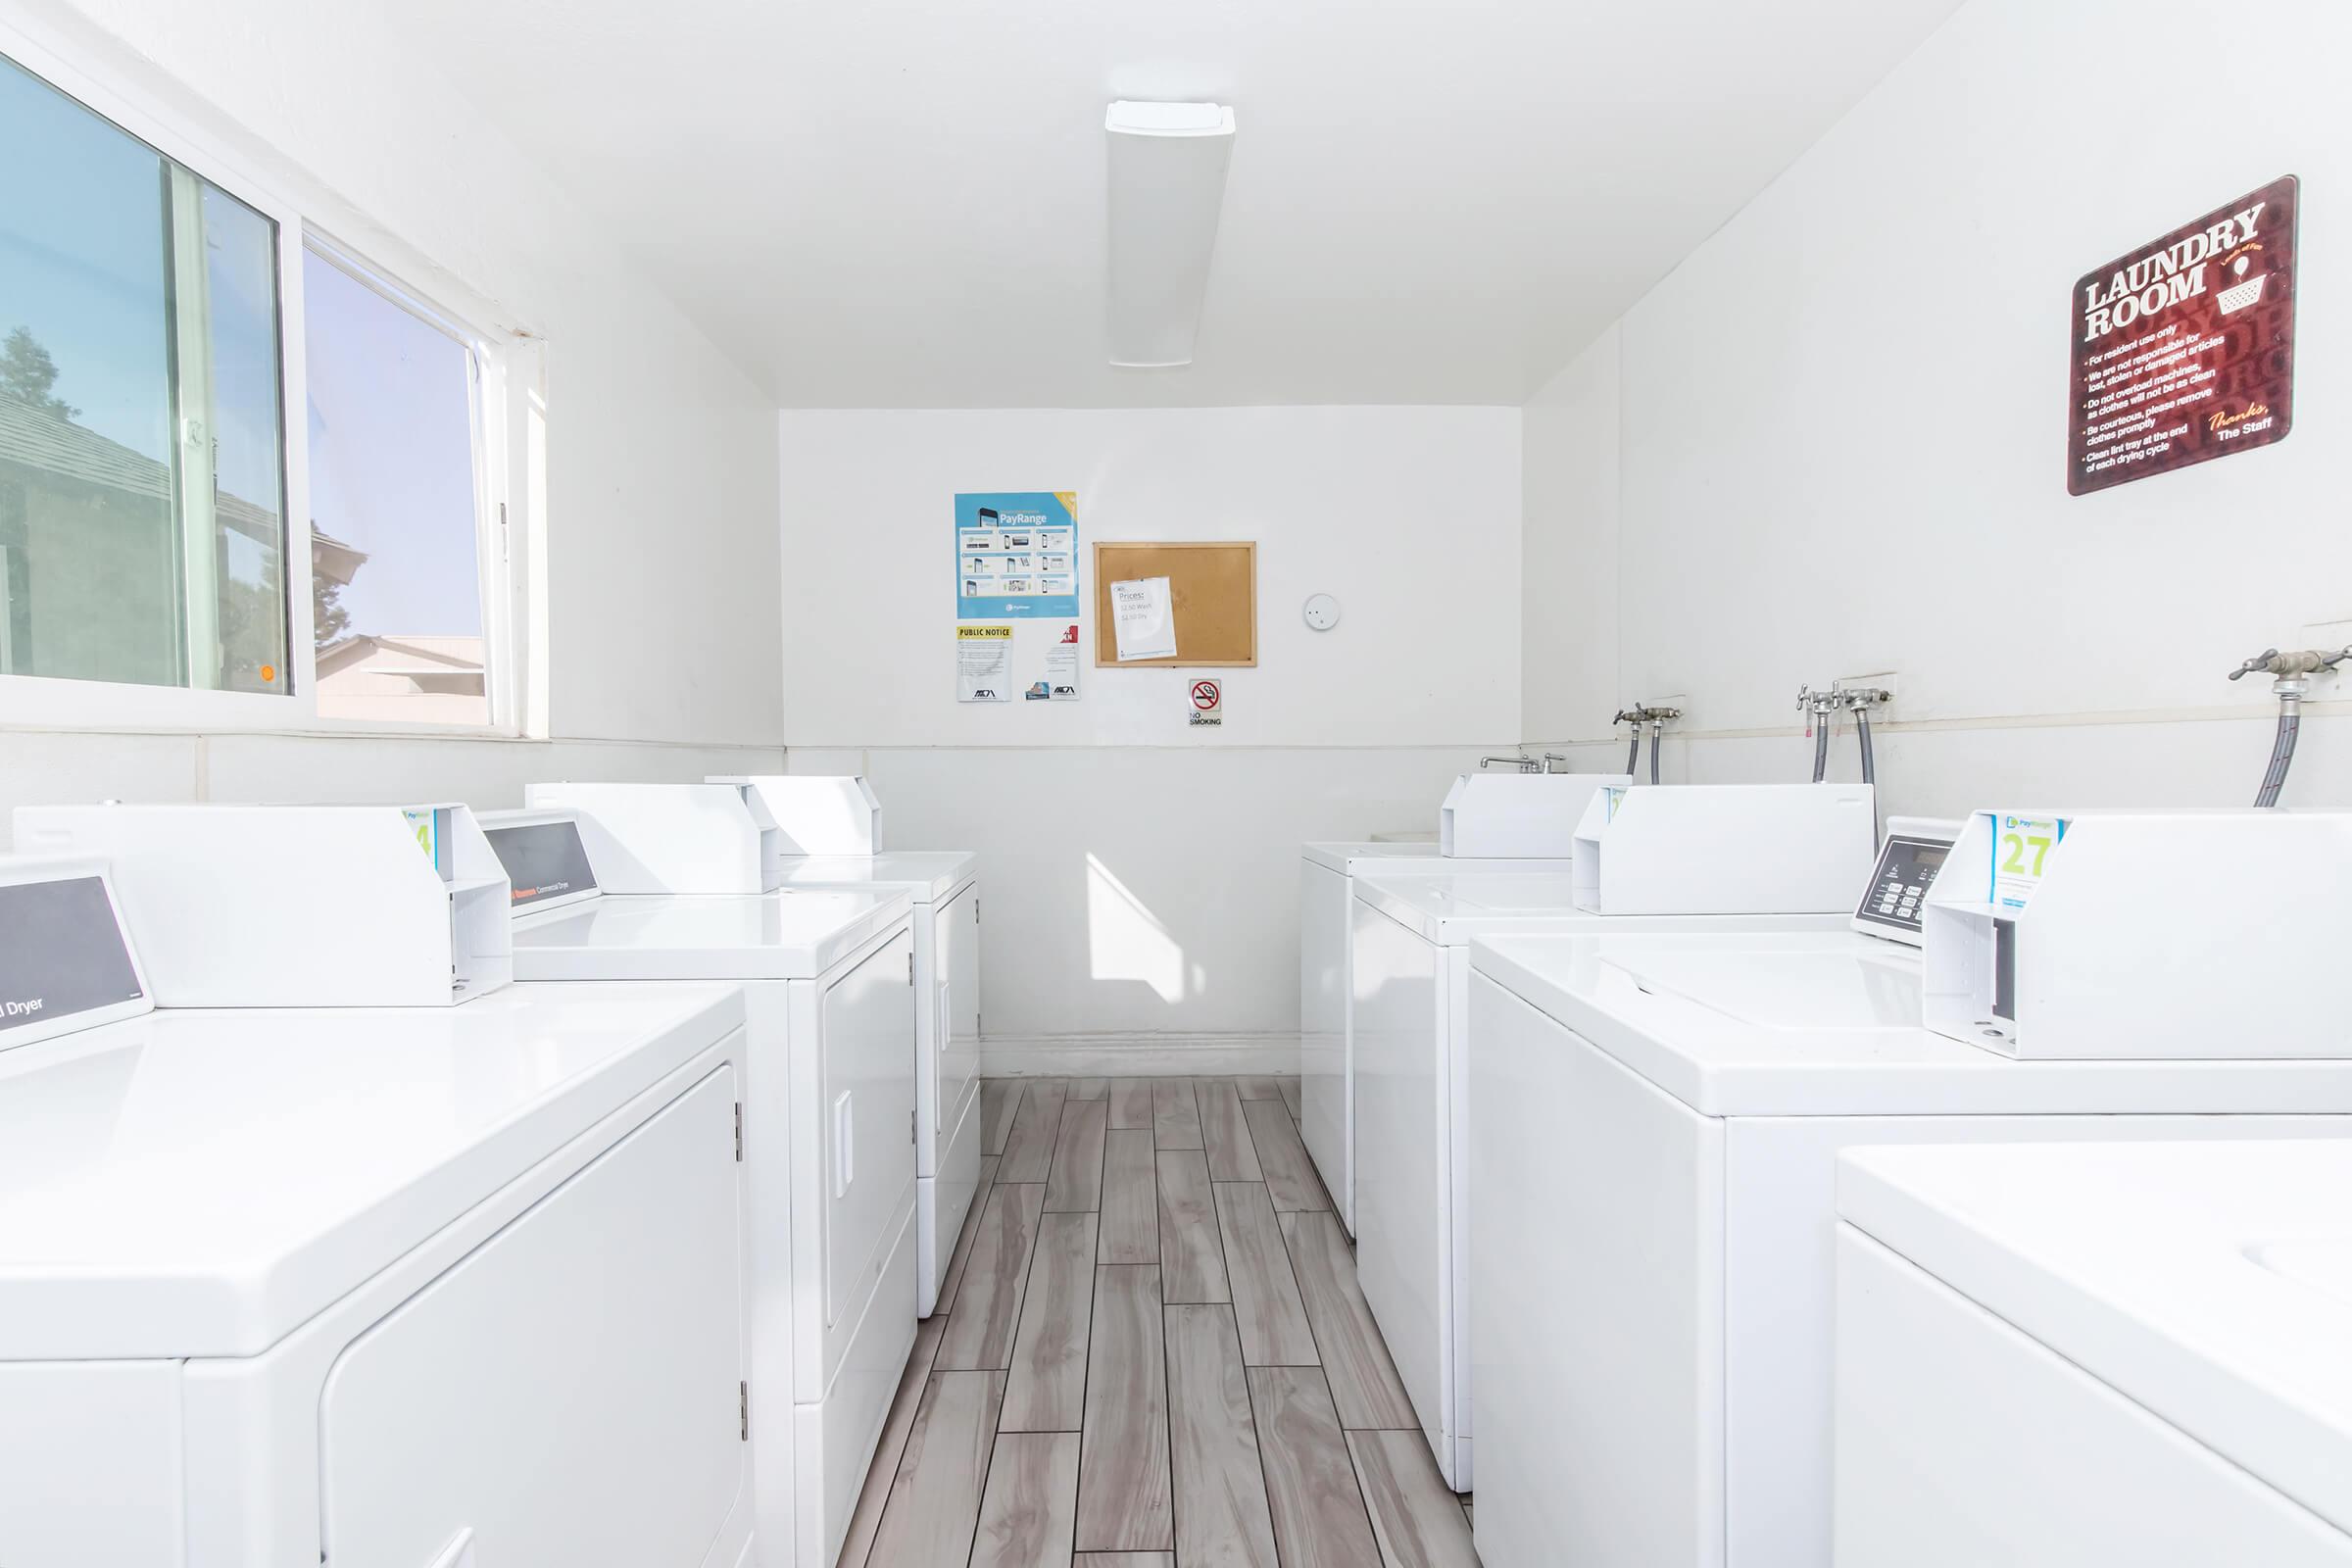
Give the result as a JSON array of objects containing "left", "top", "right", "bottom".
[
  {"left": 0, "top": 52, "right": 287, "bottom": 695},
  {"left": 304, "top": 248, "right": 487, "bottom": 725},
  {"left": 0, "top": 52, "right": 176, "bottom": 685}
]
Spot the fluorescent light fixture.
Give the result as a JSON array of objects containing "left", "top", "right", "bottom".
[{"left": 1104, "top": 100, "right": 1237, "bottom": 368}]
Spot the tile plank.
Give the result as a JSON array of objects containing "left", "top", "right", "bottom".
[
  {"left": 1108, "top": 1077, "right": 1154, "bottom": 1129},
  {"left": 1044, "top": 1097, "right": 1108, "bottom": 1213},
  {"left": 969, "top": 1431, "right": 1080, "bottom": 1568},
  {"left": 1278, "top": 1074, "right": 1304, "bottom": 1119},
  {"left": 935, "top": 1183, "right": 1045, "bottom": 1370},
  {"left": 1215, "top": 1181, "right": 1318, "bottom": 1365},
  {"left": 1281, "top": 1211, "right": 1418, "bottom": 1430},
  {"left": 1165, "top": 1304, "right": 1280, "bottom": 1568},
  {"left": 1155, "top": 1150, "right": 1230, "bottom": 1304},
  {"left": 1244, "top": 1097, "right": 1329, "bottom": 1212},
  {"left": 1098, "top": 1128, "right": 1159, "bottom": 1265},
  {"left": 1151, "top": 1077, "right": 1203, "bottom": 1150},
  {"left": 837, "top": 1314, "right": 947, "bottom": 1568},
  {"left": 999, "top": 1080, "right": 1069, "bottom": 1183},
  {"left": 1251, "top": 1366, "right": 1385, "bottom": 1568},
  {"left": 981, "top": 1079, "right": 1019, "bottom": 1156},
  {"left": 1076, "top": 1266, "right": 1173, "bottom": 1552},
  {"left": 1002, "top": 1211, "right": 1098, "bottom": 1432},
  {"left": 1075, "top": 1557, "right": 1176, "bottom": 1567},
  {"left": 1348, "top": 1429, "right": 1482, "bottom": 1568},
  {"left": 862, "top": 1369, "right": 1005, "bottom": 1568},
  {"left": 1066, "top": 1077, "right": 1109, "bottom": 1100},
  {"left": 1236, "top": 1075, "right": 1285, "bottom": 1101},
  {"left": 936, "top": 1154, "right": 1000, "bottom": 1314},
  {"left": 1198, "top": 1078, "right": 1264, "bottom": 1182}
]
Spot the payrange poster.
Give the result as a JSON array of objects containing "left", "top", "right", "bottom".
[{"left": 954, "top": 492, "right": 1081, "bottom": 702}]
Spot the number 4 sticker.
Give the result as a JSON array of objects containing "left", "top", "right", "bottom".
[{"left": 1991, "top": 814, "right": 2066, "bottom": 909}]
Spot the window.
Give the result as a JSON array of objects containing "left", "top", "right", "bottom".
[
  {"left": 0, "top": 49, "right": 287, "bottom": 695},
  {"left": 0, "top": 29, "right": 528, "bottom": 734},
  {"left": 302, "top": 242, "right": 497, "bottom": 726}
]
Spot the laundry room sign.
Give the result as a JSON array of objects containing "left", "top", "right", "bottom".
[{"left": 2069, "top": 175, "right": 2297, "bottom": 495}]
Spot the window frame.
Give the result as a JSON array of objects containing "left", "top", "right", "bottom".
[{"left": 0, "top": 16, "right": 535, "bottom": 738}]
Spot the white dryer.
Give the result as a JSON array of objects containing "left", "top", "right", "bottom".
[
  {"left": 1834, "top": 1140, "right": 2352, "bottom": 1566},
  {"left": 1463, "top": 808, "right": 2352, "bottom": 1568},
  {"left": 519, "top": 784, "right": 982, "bottom": 1320},
  {"left": 1298, "top": 841, "right": 1572, "bottom": 1237},
  {"left": 1348, "top": 847, "right": 1862, "bottom": 1494},
  {"left": 770, "top": 852, "right": 982, "bottom": 1318},
  {"left": 0, "top": 840, "right": 756, "bottom": 1568},
  {"left": 485, "top": 810, "right": 920, "bottom": 1568}
]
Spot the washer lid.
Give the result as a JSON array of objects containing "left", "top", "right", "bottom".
[
  {"left": 1301, "top": 841, "right": 1438, "bottom": 874},
  {"left": 513, "top": 887, "right": 909, "bottom": 979},
  {"left": 0, "top": 981, "right": 745, "bottom": 1360},
  {"left": 1839, "top": 1140, "right": 2352, "bottom": 1536},
  {"left": 1302, "top": 841, "right": 1576, "bottom": 876},
  {"left": 1469, "top": 930, "right": 2352, "bottom": 1117},
  {"left": 769, "top": 851, "right": 977, "bottom": 905},
  {"left": 1354, "top": 872, "right": 1840, "bottom": 947}
]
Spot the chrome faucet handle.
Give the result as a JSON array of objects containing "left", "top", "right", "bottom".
[{"left": 2229, "top": 648, "right": 2283, "bottom": 681}]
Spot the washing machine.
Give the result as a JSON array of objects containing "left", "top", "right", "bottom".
[
  {"left": 1350, "top": 783, "right": 1878, "bottom": 1494},
  {"left": 769, "top": 851, "right": 981, "bottom": 1317},
  {"left": 1463, "top": 807, "right": 2352, "bottom": 1568},
  {"left": 1300, "top": 769, "right": 1627, "bottom": 1237},
  {"left": 1834, "top": 1140, "right": 2352, "bottom": 1566},
  {"left": 1299, "top": 841, "right": 1572, "bottom": 1237},
  {"left": 483, "top": 808, "right": 920, "bottom": 1568},
  {"left": 0, "top": 822, "right": 757, "bottom": 1568}
]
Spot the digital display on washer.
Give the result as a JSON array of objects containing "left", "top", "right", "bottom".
[
  {"left": 485, "top": 820, "right": 601, "bottom": 908},
  {"left": 0, "top": 876, "right": 145, "bottom": 1035},
  {"left": 1853, "top": 834, "right": 1953, "bottom": 941}
]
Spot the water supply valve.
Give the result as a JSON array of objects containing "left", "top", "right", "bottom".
[
  {"left": 2229, "top": 645, "right": 2352, "bottom": 807},
  {"left": 1613, "top": 704, "right": 1682, "bottom": 785}
]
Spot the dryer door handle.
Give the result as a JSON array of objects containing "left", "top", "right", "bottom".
[{"left": 833, "top": 1090, "right": 855, "bottom": 1199}]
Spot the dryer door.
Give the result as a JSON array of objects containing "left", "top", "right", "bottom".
[
  {"left": 318, "top": 1067, "right": 745, "bottom": 1568},
  {"left": 936, "top": 885, "right": 982, "bottom": 1161},
  {"left": 821, "top": 930, "right": 918, "bottom": 1337}
]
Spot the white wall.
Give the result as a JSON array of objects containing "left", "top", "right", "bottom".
[
  {"left": 780, "top": 407, "right": 1523, "bottom": 1064},
  {"left": 1, "top": 0, "right": 784, "bottom": 841},
  {"left": 1521, "top": 324, "right": 1621, "bottom": 742},
  {"left": 1524, "top": 0, "right": 2352, "bottom": 813}
]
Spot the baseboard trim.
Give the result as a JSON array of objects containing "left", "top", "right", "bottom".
[{"left": 980, "top": 1033, "right": 1300, "bottom": 1078}]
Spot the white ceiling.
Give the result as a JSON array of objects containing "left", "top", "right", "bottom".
[{"left": 391, "top": 0, "right": 1963, "bottom": 408}]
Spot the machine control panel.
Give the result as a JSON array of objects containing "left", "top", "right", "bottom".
[
  {"left": 484, "top": 815, "right": 603, "bottom": 911},
  {"left": 0, "top": 871, "right": 148, "bottom": 1050},
  {"left": 1851, "top": 831, "right": 1955, "bottom": 946}
]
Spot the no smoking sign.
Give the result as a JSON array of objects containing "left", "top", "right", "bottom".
[{"left": 1188, "top": 679, "right": 1223, "bottom": 728}]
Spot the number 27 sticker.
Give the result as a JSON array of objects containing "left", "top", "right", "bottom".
[{"left": 1991, "top": 814, "right": 2066, "bottom": 909}]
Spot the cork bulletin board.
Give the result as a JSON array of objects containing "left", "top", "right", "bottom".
[{"left": 1093, "top": 541, "right": 1258, "bottom": 667}]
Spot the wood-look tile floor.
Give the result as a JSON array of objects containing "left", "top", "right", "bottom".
[{"left": 840, "top": 1076, "right": 1482, "bottom": 1568}]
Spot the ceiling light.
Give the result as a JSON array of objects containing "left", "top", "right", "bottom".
[{"left": 1104, "top": 100, "right": 1237, "bottom": 368}]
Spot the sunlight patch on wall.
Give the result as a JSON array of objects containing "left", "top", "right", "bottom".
[{"left": 1086, "top": 851, "right": 1184, "bottom": 1003}]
